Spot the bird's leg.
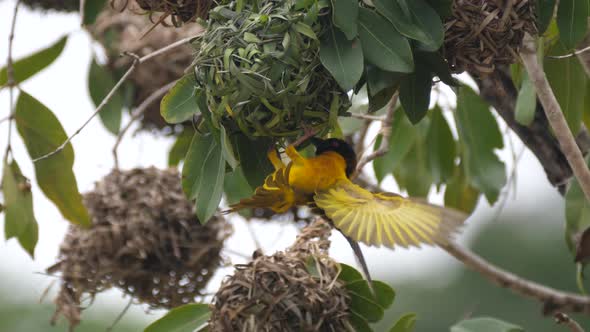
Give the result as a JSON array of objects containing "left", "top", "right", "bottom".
[
  {"left": 267, "top": 147, "right": 285, "bottom": 171},
  {"left": 343, "top": 234, "right": 376, "bottom": 296}
]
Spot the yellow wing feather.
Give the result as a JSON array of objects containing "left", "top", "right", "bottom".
[
  {"left": 225, "top": 164, "right": 310, "bottom": 214},
  {"left": 313, "top": 179, "right": 466, "bottom": 249}
]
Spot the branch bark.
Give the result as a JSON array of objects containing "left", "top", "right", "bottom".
[
  {"left": 520, "top": 33, "right": 590, "bottom": 203},
  {"left": 472, "top": 67, "right": 590, "bottom": 193},
  {"left": 442, "top": 242, "right": 590, "bottom": 315}
]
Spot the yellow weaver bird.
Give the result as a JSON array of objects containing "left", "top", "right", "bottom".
[{"left": 226, "top": 137, "right": 466, "bottom": 249}]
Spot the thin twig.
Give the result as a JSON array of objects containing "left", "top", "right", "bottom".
[
  {"left": 79, "top": 0, "right": 86, "bottom": 26},
  {"left": 555, "top": 313, "right": 586, "bottom": 332},
  {"left": 520, "top": 34, "right": 590, "bottom": 203},
  {"left": 442, "top": 241, "right": 590, "bottom": 315},
  {"left": 112, "top": 79, "right": 177, "bottom": 169},
  {"left": 32, "top": 33, "right": 203, "bottom": 163},
  {"left": 354, "top": 119, "right": 371, "bottom": 157},
  {"left": 547, "top": 44, "right": 590, "bottom": 59},
  {"left": 0, "top": 114, "right": 13, "bottom": 125},
  {"left": 4, "top": 0, "right": 21, "bottom": 163},
  {"left": 105, "top": 297, "right": 133, "bottom": 332},
  {"left": 349, "top": 113, "right": 386, "bottom": 121},
  {"left": 351, "top": 93, "right": 398, "bottom": 180}
]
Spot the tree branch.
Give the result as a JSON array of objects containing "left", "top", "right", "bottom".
[
  {"left": 112, "top": 79, "right": 177, "bottom": 169},
  {"left": 4, "top": 0, "right": 21, "bottom": 163},
  {"left": 351, "top": 93, "right": 398, "bottom": 179},
  {"left": 79, "top": 0, "right": 85, "bottom": 26},
  {"left": 472, "top": 67, "right": 590, "bottom": 193},
  {"left": 520, "top": 33, "right": 590, "bottom": 202},
  {"left": 555, "top": 313, "right": 586, "bottom": 332},
  {"left": 442, "top": 241, "right": 590, "bottom": 315},
  {"left": 32, "top": 33, "right": 203, "bottom": 163}
]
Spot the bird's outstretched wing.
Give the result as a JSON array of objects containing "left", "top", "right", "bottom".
[
  {"left": 225, "top": 164, "right": 304, "bottom": 214},
  {"left": 313, "top": 179, "right": 466, "bottom": 249}
]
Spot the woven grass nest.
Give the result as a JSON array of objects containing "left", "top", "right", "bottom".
[
  {"left": 209, "top": 219, "right": 352, "bottom": 331},
  {"left": 88, "top": 2, "right": 204, "bottom": 132},
  {"left": 443, "top": 0, "right": 537, "bottom": 75},
  {"left": 134, "top": 0, "right": 213, "bottom": 25},
  {"left": 194, "top": 0, "right": 350, "bottom": 139},
  {"left": 48, "top": 167, "right": 232, "bottom": 330},
  {"left": 19, "top": 0, "right": 78, "bottom": 12}
]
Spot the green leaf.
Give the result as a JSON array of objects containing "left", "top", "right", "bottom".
[
  {"left": 450, "top": 317, "right": 524, "bottom": 332},
  {"left": 2, "top": 160, "right": 38, "bottom": 258},
  {"left": 144, "top": 303, "right": 210, "bottom": 332},
  {"left": 537, "top": 0, "right": 557, "bottom": 34},
  {"left": 231, "top": 134, "right": 274, "bottom": 189},
  {"left": 545, "top": 41, "right": 587, "bottom": 134},
  {"left": 320, "top": 26, "right": 364, "bottom": 91},
  {"left": 415, "top": 51, "right": 457, "bottom": 86},
  {"left": 358, "top": 8, "right": 414, "bottom": 73},
  {"left": 220, "top": 125, "right": 238, "bottom": 169},
  {"left": 392, "top": 119, "right": 432, "bottom": 197},
  {"left": 88, "top": 58, "right": 123, "bottom": 134},
  {"left": 389, "top": 313, "right": 417, "bottom": 332},
  {"left": 424, "top": 0, "right": 452, "bottom": 19},
  {"left": 373, "top": 110, "right": 418, "bottom": 182},
  {"left": 399, "top": 65, "right": 433, "bottom": 124},
  {"left": 15, "top": 91, "right": 91, "bottom": 227},
  {"left": 373, "top": 0, "right": 443, "bottom": 51},
  {"left": 369, "top": 85, "right": 398, "bottom": 113},
  {"left": 181, "top": 133, "right": 225, "bottom": 223},
  {"left": 224, "top": 167, "right": 254, "bottom": 205},
  {"left": 371, "top": 281, "right": 396, "bottom": 309},
  {"left": 426, "top": 107, "right": 455, "bottom": 186},
  {"left": 0, "top": 36, "right": 67, "bottom": 87},
  {"left": 349, "top": 311, "right": 374, "bottom": 332},
  {"left": 161, "top": 75, "right": 201, "bottom": 124},
  {"left": 366, "top": 66, "right": 405, "bottom": 97},
  {"left": 337, "top": 263, "right": 364, "bottom": 283},
  {"left": 455, "top": 86, "right": 506, "bottom": 204},
  {"left": 83, "top": 0, "right": 107, "bottom": 25},
  {"left": 565, "top": 156, "right": 590, "bottom": 252},
  {"left": 168, "top": 127, "right": 195, "bottom": 167},
  {"left": 514, "top": 71, "right": 537, "bottom": 126},
  {"left": 556, "top": 0, "right": 589, "bottom": 49},
  {"left": 444, "top": 163, "right": 480, "bottom": 213},
  {"left": 347, "top": 291, "right": 384, "bottom": 323},
  {"left": 331, "top": 0, "right": 358, "bottom": 39}
]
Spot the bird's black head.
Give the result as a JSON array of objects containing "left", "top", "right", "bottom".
[{"left": 311, "top": 138, "right": 357, "bottom": 177}]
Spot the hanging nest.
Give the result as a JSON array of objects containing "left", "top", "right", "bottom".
[
  {"left": 48, "top": 167, "right": 232, "bottom": 330},
  {"left": 19, "top": 0, "right": 78, "bottom": 12},
  {"left": 443, "top": 0, "right": 537, "bottom": 75},
  {"left": 135, "top": 0, "right": 213, "bottom": 25},
  {"left": 209, "top": 219, "right": 352, "bottom": 331},
  {"left": 193, "top": 0, "right": 350, "bottom": 139},
  {"left": 88, "top": 1, "right": 204, "bottom": 132}
]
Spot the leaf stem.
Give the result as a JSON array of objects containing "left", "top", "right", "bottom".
[
  {"left": 32, "top": 33, "right": 203, "bottom": 163},
  {"left": 520, "top": 33, "right": 590, "bottom": 203}
]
